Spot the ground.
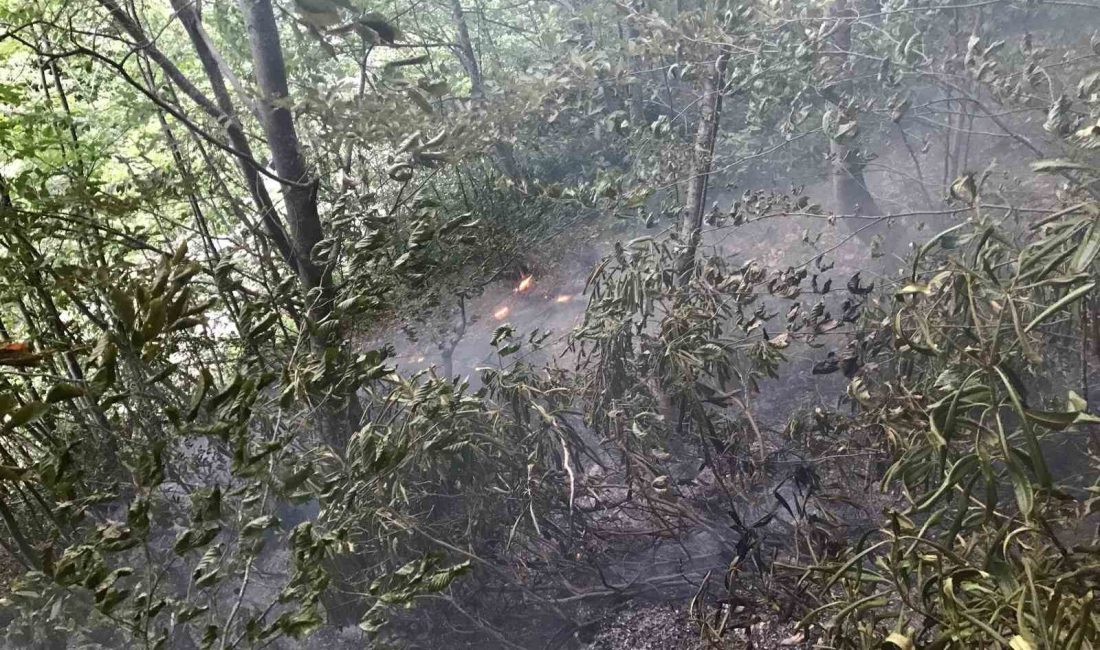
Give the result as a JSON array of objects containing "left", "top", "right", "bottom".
[
  {"left": 0, "top": 548, "right": 20, "bottom": 594},
  {"left": 587, "top": 602, "right": 809, "bottom": 649}
]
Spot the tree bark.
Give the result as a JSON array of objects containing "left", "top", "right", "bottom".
[
  {"left": 675, "top": 53, "right": 728, "bottom": 283},
  {"left": 624, "top": 22, "right": 646, "bottom": 125},
  {"left": 0, "top": 496, "right": 39, "bottom": 570},
  {"left": 824, "top": 0, "right": 882, "bottom": 239},
  {"left": 238, "top": 0, "right": 361, "bottom": 451},
  {"left": 237, "top": 0, "right": 328, "bottom": 326},
  {"left": 449, "top": 0, "right": 525, "bottom": 185},
  {"left": 831, "top": 137, "right": 879, "bottom": 218},
  {"left": 450, "top": 0, "right": 484, "bottom": 99},
  {"left": 169, "top": 0, "right": 298, "bottom": 269}
]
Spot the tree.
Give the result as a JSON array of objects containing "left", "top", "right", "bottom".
[{"left": 676, "top": 51, "right": 729, "bottom": 282}]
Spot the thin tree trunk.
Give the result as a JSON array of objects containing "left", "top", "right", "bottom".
[
  {"left": 676, "top": 53, "right": 728, "bottom": 283},
  {"left": 624, "top": 22, "right": 645, "bottom": 125},
  {"left": 437, "top": 296, "right": 468, "bottom": 377},
  {"left": 831, "top": 137, "right": 879, "bottom": 217},
  {"left": 450, "top": 0, "right": 524, "bottom": 185},
  {"left": 451, "top": 0, "right": 484, "bottom": 99},
  {"left": 170, "top": 0, "right": 298, "bottom": 269},
  {"left": 0, "top": 495, "right": 39, "bottom": 570}
]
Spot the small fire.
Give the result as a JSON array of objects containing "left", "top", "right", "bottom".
[
  {"left": 493, "top": 306, "right": 510, "bottom": 320},
  {"left": 515, "top": 275, "right": 534, "bottom": 293},
  {"left": 554, "top": 294, "right": 573, "bottom": 304}
]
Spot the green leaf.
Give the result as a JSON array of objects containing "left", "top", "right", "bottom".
[
  {"left": 915, "top": 454, "right": 978, "bottom": 511},
  {"left": 1025, "top": 409, "right": 1078, "bottom": 430},
  {"left": 108, "top": 287, "right": 136, "bottom": 330},
  {"left": 276, "top": 605, "right": 324, "bottom": 638},
  {"left": 1007, "top": 458, "right": 1034, "bottom": 516},
  {"left": 141, "top": 296, "right": 167, "bottom": 340},
  {"left": 98, "top": 521, "right": 139, "bottom": 551},
  {"left": 94, "top": 586, "right": 130, "bottom": 614},
  {"left": 177, "top": 604, "right": 209, "bottom": 623},
  {"left": 392, "top": 251, "right": 413, "bottom": 270},
  {"left": 192, "top": 544, "right": 223, "bottom": 589},
  {"left": 186, "top": 369, "right": 212, "bottom": 422},
  {"left": 248, "top": 313, "right": 279, "bottom": 338},
  {"left": 201, "top": 624, "right": 218, "bottom": 646},
  {"left": 1071, "top": 219, "right": 1100, "bottom": 273},
  {"left": 406, "top": 88, "right": 434, "bottom": 114},
  {"left": 191, "top": 486, "right": 222, "bottom": 522},
  {"left": 282, "top": 464, "right": 315, "bottom": 492},
  {"left": 994, "top": 365, "right": 1051, "bottom": 488},
  {"left": 207, "top": 372, "right": 242, "bottom": 413},
  {"left": 1025, "top": 282, "right": 1094, "bottom": 332}
]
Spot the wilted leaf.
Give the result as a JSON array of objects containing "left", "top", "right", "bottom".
[
  {"left": 1031, "top": 159, "right": 1096, "bottom": 173},
  {"left": 0, "top": 342, "right": 45, "bottom": 367},
  {"left": 0, "top": 465, "right": 33, "bottom": 482},
  {"left": 883, "top": 632, "right": 914, "bottom": 650},
  {"left": 6, "top": 401, "right": 48, "bottom": 428},
  {"left": 45, "top": 383, "right": 85, "bottom": 403},
  {"left": 846, "top": 272, "right": 874, "bottom": 295},
  {"left": 174, "top": 526, "right": 220, "bottom": 555},
  {"left": 812, "top": 354, "right": 839, "bottom": 375},
  {"left": 241, "top": 515, "right": 279, "bottom": 537},
  {"left": 406, "top": 88, "right": 434, "bottom": 114}
]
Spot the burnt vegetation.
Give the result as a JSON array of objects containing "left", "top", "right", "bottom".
[{"left": 0, "top": 0, "right": 1098, "bottom": 648}]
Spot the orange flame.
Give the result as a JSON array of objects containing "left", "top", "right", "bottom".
[
  {"left": 493, "top": 306, "right": 510, "bottom": 320},
  {"left": 515, "top": 275, "right": 534, "bottom": 293},
  {"left": 554, "top": 294, "right": 573, "bottom": 304}
]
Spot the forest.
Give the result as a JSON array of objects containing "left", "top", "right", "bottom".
[{"left": 0, "top": 0, "right": 1098, "bottom": 647}]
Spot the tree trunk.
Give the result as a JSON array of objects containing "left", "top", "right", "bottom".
[
  {"left": 238, "top": 0, "right": 326, "bottom": 305},
  {"left": 675, "top": 54, "right": 728, "bottom": 283},
  {"left": 831, "top": 138, "right": 879, "bottom": 218},
  {"left": 624, "top": 22, "right": 646, "bottom": 125},
  {"left": 449, "top": 0, "right": 525, "bottom": 185},
  {"left": 238, "top": 0, "right": 360, "bottom": 450},
  {"left": 825, "top": 0, "right": 883, "bottom": 242},
  {"left": 441, "top": 348, "right": 455, "bottom": 379},
  {"left": 170, "top": 0, "right": 298, "bottom": 269},
  {"left": 450, "top": 0, "right": 484, "bottom": 99},
  {"left": 0, "top": 497, "right": 39, "bottom": 570}
]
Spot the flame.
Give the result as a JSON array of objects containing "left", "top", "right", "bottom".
[
  {"left": 554, "top": 294, "right": 573, "bottom": 304},
  {"left": 493, "top": 306, "right": 510, "bottom": 320},
  {"left": 415, "top": 356, "right": 425, "bottom": 363},
  {"left": 515, "top": 275, "right": 534, "bottom": 293}
]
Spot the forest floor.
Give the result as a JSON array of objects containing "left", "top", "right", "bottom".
[
  {"left": 0, "top": 548, "right": 20, "bottom": 595},
  {"left": 362, "top": 192, "right": 916, "bottom": 648},
  {"left": 589, "top": 603, "right": 808, "bottom": 649}
]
